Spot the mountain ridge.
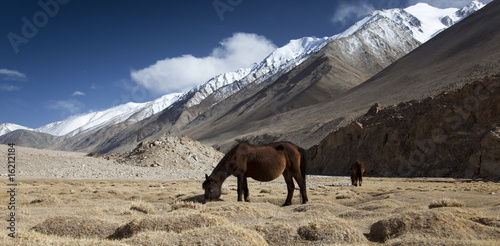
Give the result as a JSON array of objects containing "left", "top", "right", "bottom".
[{"left": 0, "top": 1, "right": 486, "bottom": 154}]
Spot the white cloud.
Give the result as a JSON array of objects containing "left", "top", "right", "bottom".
[
  {"left": 72, "top": 91, "right": 85, "bottom": 96},
  {"left": 0, "top": 84, "right": 21, "bottom": 91},
  {"left": 0, "top": 68, "right": 27, "bottom": 80},
  {"left": 45, "top": 99, "right": 84, "bottom": 114},
  {"left": 130, "top": 32, "right": 277, "bottom": 95},
  {"left": 331, "top": 2, "right": 376, "bottom": 27}
]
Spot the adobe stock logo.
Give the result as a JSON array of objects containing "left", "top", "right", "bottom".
[
  {"left": 7, "top": 0, "right": 70, "bottom": 54},
  {"left": 213, "top": 0, "right": 243, "bottom": 21}
]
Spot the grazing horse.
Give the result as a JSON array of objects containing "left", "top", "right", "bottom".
[
  {"left": 351, "top": 161, "right": 365, "bottom": 187},
  {"left": 203, "top": 141, "right": 308, "bottom": 206}
]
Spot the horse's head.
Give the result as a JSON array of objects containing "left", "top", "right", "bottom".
[{"left": 202, "top": 174, "right": 221, "bottom": 203}]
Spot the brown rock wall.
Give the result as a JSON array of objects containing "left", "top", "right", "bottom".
[{"left": 308, "top": 75, "right": 500, "bottom": 178}]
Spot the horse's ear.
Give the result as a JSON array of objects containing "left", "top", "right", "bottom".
[{"left": 205, "top": 174, "right": 209, "bottom": 179}]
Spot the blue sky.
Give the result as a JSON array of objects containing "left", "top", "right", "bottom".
[{"left": 0, "top": 0, "right": 486, "bottom": 128}]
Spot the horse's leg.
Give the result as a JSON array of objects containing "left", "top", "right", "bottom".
[
  {"left": 359, "top": 175, "right": 362, "bottom": 187},
  {"left": 289, "top": 150, "right": 308, "bottom": 204},
  {"left": 282, "top": 170, "right": 295, "bottom": 206},
  {"left": 243, "top": 175, "right": 250, "bottom": 202},
  {"left": 292, "top": 172, "right": 308, "bottom": 204},
  {"left": 237, "top": 174, "right": 244, "bottom": 202}
]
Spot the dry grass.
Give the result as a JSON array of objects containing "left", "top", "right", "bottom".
[
  {"left": 429, "top": 198, "right": 465, "bottom": 209},
  {"left": 355, "top": 199, "right": 404, "bottom": 211},
  {"left": 2, "top": 177, "right": 500, "bottom": 245},
  {"left": 335, "top": 189, "right": 357, "bottom": 199},
  {"left": 171, "top": 200, "right": 203, "bottom": 211},
  {"left": 254, "top": 223, "right": 298, "bottom": 245},
  {"left": 31, "top": 216, "right": 118, "bottom": 239},
  {"left": 124, "top": 226, "right": 268, "bottom": 246},
  {"left": 130, "top": 201, "right": 157, "bottom": 214},
  {"left": 297, "top": 219, "right": 368, "bottom": 244},
  {"left": 108, "top": 213, "right": 230, "bottom": 239},
  {"left": 16, "top": 231, "right": 130, "bottom": 246},
  {"left": 369, "top": 209, "right": 500, "bottom": 243}
]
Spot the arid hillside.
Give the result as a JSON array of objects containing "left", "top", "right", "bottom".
[{"left": 307, "top": 75, "right": 500, "bottom": 178}]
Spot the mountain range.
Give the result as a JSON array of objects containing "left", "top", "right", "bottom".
[
  {"left": 307, "top": 0, "right": 500, "bottom": 178},
  {"left": 0, "top": 1, "right": 489, "bottom": 155}
]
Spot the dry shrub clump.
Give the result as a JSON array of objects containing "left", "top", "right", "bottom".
[
  {"left": 17, "top": 231, "right": 129, "bottom": 246},
  {"left": 297, "top": 218, "right": 367, "bottom": 244},
  {"left": 171, "top": 200, "right": 202, "bottom": 210},
  {"left": 429, "top": 198, "right": 465, "bottom": 209},
  {"left": 204, "top": 202, "right": 278, "bottom": 223},
  {"left": 108, "top": 213, "right": 230, "bottom": 239},
  {"left": 387, "top": 235, "right": 500, "bottom": 246},
  {"left": 125, "top": 225, "right": 267, "bottom": 246},
  {"left": 254, "top": 223, "right": 298, "bottom": 245},
  {"left": 335, "top": 190, "right": 357, "bottom": 199},
  {"left": 355, "top": 199, "right": 404, "bottom": 211},
  {"left": 29, "top": 195, "right": 60, "bottom": 205},
  {"left": 369, "top": 210, "right": 500, "bottom": 243},
  {"left": 30, "top": 216, "right": 118, "bottom": 239},
  {"left": 293, "top": 203, "right": 350, "bottom": 215},
  {"left": 337, "top": 209, "right": 378, "bottom": 219},
  {"left": 471, "top": 216, "right": 500, "bottom": 228},
  {"left": 130, "top": 201, "right": 157, "bottom": 214}
]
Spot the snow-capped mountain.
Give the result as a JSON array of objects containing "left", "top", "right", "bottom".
[
  {"left": 35, "top": 93, "right": 181, "bottom": 137},
  {"left": 183, "top": 36, "right": 333, "bottom": 108},
  {"left": 0, "top": 123, "right": 33, "bottom": 136},
  {"left": 343, "top": 0, "right": 485, "bottom": 43},
  {"left": 182, "top": 1, "right": 485, "bottom": 110},
  {"left": 0, "top": 1, "right": 486, "bottom": 140}
]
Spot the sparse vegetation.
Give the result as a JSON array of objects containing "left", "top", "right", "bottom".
[
  {"left": 130, "top": 201, "right": 157, "bottom": 214},
  {"left": 2, "top": 177, "right": 499, "bottom": 245},
  {"left": 31, "top": 216, "right": 118, "bottom": 239},
  {"left": 369, "top": 210, "right": 500, "bottom": 243},
  {"left": 171, "top": 200, "right": 202, "bottom": 211},
  {"left": 429, "top": 198, "right": 465, "bottom": 209}
]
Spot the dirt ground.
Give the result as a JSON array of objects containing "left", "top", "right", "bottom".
[{"left": 1, "top": 176, "right": 499, "bottom": 245}]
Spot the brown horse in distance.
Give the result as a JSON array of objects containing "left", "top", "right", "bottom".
[
  {"left": 351, "top": 161, "right": 365, "bottom": 187},
  {"left": 203, "top": 141, "right": 308, "bottom": 206}
]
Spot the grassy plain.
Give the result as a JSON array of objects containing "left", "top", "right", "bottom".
[{"left": 1, "top": 177, "right": 499, "bottom": 245}]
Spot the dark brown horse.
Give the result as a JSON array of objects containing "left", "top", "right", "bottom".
[
  {"left": 203, "top": 141, "right": 308, "bottom": 206},
  {"left": 351, "top": 161, "right": 365, "bottom": 187}
]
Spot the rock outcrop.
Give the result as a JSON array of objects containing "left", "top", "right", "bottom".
[{"left": 307, "top": 75, "right": 500, "bottom": 178}]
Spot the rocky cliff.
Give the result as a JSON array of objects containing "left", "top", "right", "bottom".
[{"left": 307, "top": 75, "right": 500, "bottom": 178}]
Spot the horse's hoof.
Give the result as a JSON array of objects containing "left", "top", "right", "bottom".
[{"left": 282, "top": 202, "right": 291, "bottom": 207}]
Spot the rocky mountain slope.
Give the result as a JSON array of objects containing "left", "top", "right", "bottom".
[
  {"left": 44, "top": 2, "right": 479, "bottom": 154},
  {"left": 180, "top": 18, "right": 420, "bottom": 149},
  {"left": 0, "top": 1, "right": 486, "bottom": 155},
  {"left": 5, "top": 136, "right": 223, "bottom": 180},
  {"left": 56, "top": 14, "right": 421, "bottom": 154},
  {"left": 307, "top": 75, "right": 500, "bottom": 178},
  {"left": 306, "top": 0, "right": 500, "bottom": 178}
]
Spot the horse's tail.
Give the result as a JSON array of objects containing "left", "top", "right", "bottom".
[{"left": 298, "top": 147, "right": 307, "bottom": 182}]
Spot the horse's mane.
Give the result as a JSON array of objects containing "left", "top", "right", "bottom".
[{"left": 212, "top": 142, "right": 243, "bottom": 174}]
